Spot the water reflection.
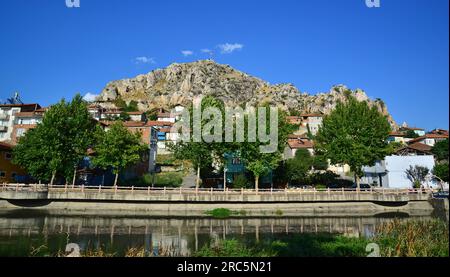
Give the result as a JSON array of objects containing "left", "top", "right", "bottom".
[{"left": 0, "top": 211, "right": 446, "bottom": 257}]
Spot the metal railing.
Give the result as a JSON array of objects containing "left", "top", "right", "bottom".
[{"left": 0, "top": 183, "right": 435, "bottom": 196}]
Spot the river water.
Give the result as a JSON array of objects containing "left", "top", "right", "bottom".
[{"left": 0, "top": 210, "right": 447, "bottom": 257}]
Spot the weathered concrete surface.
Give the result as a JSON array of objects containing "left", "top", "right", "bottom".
[
  {"left": 0, "top": 189, "right": 419, "bottom": 203},
  {"left": 0, "top": 199, "right": 434, "bottom": 217}
]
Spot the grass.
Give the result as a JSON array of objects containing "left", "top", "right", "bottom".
[
  {"left": 373, "top": 219, "right": 449, "bottom": 257},
  {"left": 193, "top": 219, "right": 449, "bottom": 257},
  {"left": 205, "top": 208, "right": 247, "bottom": 218}
]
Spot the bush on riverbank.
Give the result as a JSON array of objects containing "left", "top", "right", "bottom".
[
  {"left": 373, "top": 219, "right": 449, "bottom": 257},
  {"left": 193, "top": 219, "right": 449, "bottom": 257},
  {"left": 124, "top": 172, "right": 183, "bottom": 188}
]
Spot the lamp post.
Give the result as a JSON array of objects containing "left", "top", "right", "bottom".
[{"left": 223, "top": 167, "right": 227, "bottom": 191}]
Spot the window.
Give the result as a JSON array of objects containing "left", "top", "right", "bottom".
[
  {"left": 0, "top": 171, "right": 5, "bottom": 178},
  {"left": 11, "top": 172, "right": 17, "bottom": 180},
  {"left": 5, "top": 152, "right": 12, "bottom": 160}
]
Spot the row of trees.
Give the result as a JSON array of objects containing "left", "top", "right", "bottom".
[
  {"left": 13, "top": 95, "right": 147, "bottom": 186},
  {"left": 169, "top": 96, "right": 295, "bottom": 190},
  {"left": 170, "top": 95, "right": 393, "bottom": 190}
]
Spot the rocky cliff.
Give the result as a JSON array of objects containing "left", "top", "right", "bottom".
[{"left": 97, "top": 60, "right": 398, "bottom": 129}]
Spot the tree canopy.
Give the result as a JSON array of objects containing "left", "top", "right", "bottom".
[
  {"left": 13, "top": 94, "right": 97, "bottom": 184},
  {"left": 432, "top": 139, "right": 449, "bottom": 162},
  {"left": 314, "top": 96, "right": 391, "bottom": 189},
  {"left": 91, "top": 121, "right": 147, "bottom": 186}
]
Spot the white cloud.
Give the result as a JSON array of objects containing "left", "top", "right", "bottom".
[
  {"left": 201, "top": 49, "right": 214, "bottom": 55},
  {"left": 181, "top": 50, "right": 194, "bottom": 57},
  {"left": 83, "top": 93, "right": 99, "bottom": 102},
  {"left": 218, "top": 43, "right": 244, "bottom": 54},
  {"left": 134, "top": 56, "right": 156, "bottom": 64}
]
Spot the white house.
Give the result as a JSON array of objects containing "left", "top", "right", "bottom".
[{"left": 361, "top": 155, "right": 437, "bottom": 189}]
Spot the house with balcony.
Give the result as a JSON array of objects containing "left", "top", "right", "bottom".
[
  {"left": 0, "top": 103, "right": 41, "bottom": 143},
  {"left": 284, "top": 134, "right": 315, "bottom": 159},
  {"left": 407, "top": 133, "right": 449, "bottom": 147},
  {"left": 11, "top": 109, "right": 46, "bottom": 144}
]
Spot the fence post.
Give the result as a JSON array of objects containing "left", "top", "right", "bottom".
[
  {"left": 148, "top": 186, "right": 150, "bottom": 195},
  {"left": 327, "top": 188, "right": 330, "bottom": 197},
  {"left": 210, "top": 187, "right": 213, "bottom": 196},
  {"left": 164, "top": 187, "right": 166, "bottom": 195},
  {"left": 179, "top": 187, "right": 182, "bottom": 195},
  {"left": 81, "top": 185, "right": 84, "bottom": 193},
  {"left": 114, "top": 186, "right": 117, "bottom": 195},
  {"left": 241, "top": 188, "right": 244, "bottom": 196},
  {"left": 99, "top": 185, "right": 102, "bottom": 193}
]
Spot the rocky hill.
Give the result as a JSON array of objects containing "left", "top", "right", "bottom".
[{"left": 96, "top": 60, "right": 398, "bottom": 129}]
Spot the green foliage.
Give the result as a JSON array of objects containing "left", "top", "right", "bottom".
[
  {"left": 433, "top": 162, "right": 449, "bottom": 183},
  {"left": 232, "top": 174, "right": 251, "bottom": 189},
  {"left": 124, "top": 172, "right": 183, "bottom": 187},
  {"left": 387, "top": 141, "right": 405, "bottom": 154},
  {"left": 206, "top": 208, "right": 232, "bottom": 219},
  {"left": 405, "top": 130, "right": 419, "bottom": 139},
  {"left": 119, "top": 112, "right": 131, "bottom": 121},
  {"left": 286, "top": 149, "right": 313, "bottom": 185},
  {"left": 194, "top": 239, "right": 276, "bottom": 257},
  {"left": 314, "top": 96, "right": 391, "bottom": 181},
  {"left": 432, "top": 139, "right": 449, "bottom": 161},
  {"left": 92, "top": 121, "right": 147, "bottom": 182},
  {"left": 240, "top": 107, "right": 294, "bottom": 189},
  {"left": 113, "top": 98, "right": 139, "bottom": 112},
  {"left": 373, "top": 220, "right": 449, "bottom": 257},
  {"left": 13, "top": 94, "right": 97, "bottom": 183},
  {"left": 405, "top": 165, "right": 430, "bottom": 188}
]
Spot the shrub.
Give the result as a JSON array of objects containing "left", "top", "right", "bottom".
[{"left": 233, "top": 174, "right": 251, "bottom": 189}]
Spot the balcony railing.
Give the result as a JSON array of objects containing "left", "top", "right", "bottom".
[
  {"left": 0, "top": 114, "right": 9, "bottom": 120},
  {"left": 0, "top": 126, "right": 8, "bottom": 132}
]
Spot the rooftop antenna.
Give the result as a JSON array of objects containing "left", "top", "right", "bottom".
[{"left": 6, "top": 92, "right": 23, "bottom": 105}]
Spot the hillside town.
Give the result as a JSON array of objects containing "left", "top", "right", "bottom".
[{"left": 1, "top": 92, "right": 448, "bottom": 191}]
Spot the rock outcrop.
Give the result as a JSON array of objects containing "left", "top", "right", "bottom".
[{"left": 96, "top": 60, "right": 398, "bottom": 128}]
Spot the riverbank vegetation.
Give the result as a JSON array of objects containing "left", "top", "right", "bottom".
[
  {"left": 4, "top": 219, "right": 446, "bottom": 257},
  {"left": 194, "top": 219, "right": 449, "bottom": 257}
]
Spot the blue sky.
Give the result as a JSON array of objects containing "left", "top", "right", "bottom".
[{"left": 0, "top": 0, "right": 448, "bottom": 130}]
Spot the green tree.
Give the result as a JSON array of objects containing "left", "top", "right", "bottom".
[
  {"left": 92, "top": 121, "right": 147, "bottom": 186},
  {"left": 240, "top": 108, "right": 294, "bottom": 191},
  {"left": 169, "top": 142, "right": 212, "bottom": 189},
  {"left": 405, "top": 130, "right": 419, "bottom": 139},
  {"left": 13, "top": 94, "right": 97, "bottom": 184},
  {"left": 432, "top": 139, "right": 449, "bottom": 161},
  {"left": 433, "top": 163, "right": 449, "bottom": 183},
  {"left": 285, "top": 149, "right": 313, "bottom": 185},
  {"left": 405, "top": 165, "right": 430, "bottom": 189},
  {"left": 314, "top": 96, "right": 391, "bottom": 190}
]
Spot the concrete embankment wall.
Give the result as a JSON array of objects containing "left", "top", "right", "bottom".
[{"left": 0, "top": 199, "right": 434, "bottom": 217}]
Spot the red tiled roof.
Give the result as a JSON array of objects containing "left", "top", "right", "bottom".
[
  {"left": 14, "top": 112, "right": 44, "bottom": 117},
  {"left": 288, "top": 139, "right": 314, "bottom": 149},
  {"left": 127, "top": 111, "right": 144, "bottom": 115},
  {"left": 147, "top": 121, "right": 174, "bottom": 127},
  {"left": 301, "top": 113, "right": 323, "bottom": 117},
  {"left": 0, "top": 103, "right": 41, "bottom": 109},
  {"left": 408, "top": 134, "right": 449, "bottom": 144},
  {"left": 389, "top": 132, "right": 405, "bottom": 137},
  {"left": 397, "top": 142, "right": 432, "bottom": 154}
]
